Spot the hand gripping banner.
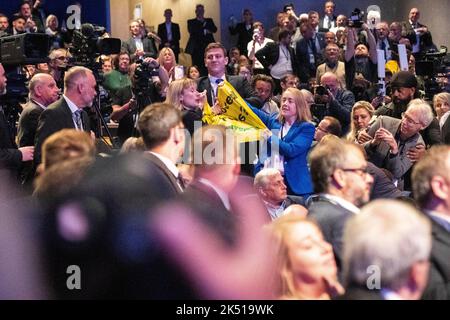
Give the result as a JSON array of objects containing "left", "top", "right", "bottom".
[{"left": 202, "top": 80, "right": 267, "bottom": 143}]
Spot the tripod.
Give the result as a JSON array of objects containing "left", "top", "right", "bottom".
[
  {"left": 130, "top": 85, "right": 154, "bottom": 138},
  {"left": 90, "top": 85, "right": 120, "bottom": 150}
]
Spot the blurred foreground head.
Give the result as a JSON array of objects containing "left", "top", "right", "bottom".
[{"left": 343, "top": 199, "right": 431, "bottom": 300}]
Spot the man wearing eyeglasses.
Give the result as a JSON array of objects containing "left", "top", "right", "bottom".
[
  {"left": 365, "top": 99, "right": 434, "bottom": 191},
  {"left": 375, "top": 70, "right": 441, "bottom": 147},
  {"left": 308, "top": 139, "right": 374, "bottom": 271}
]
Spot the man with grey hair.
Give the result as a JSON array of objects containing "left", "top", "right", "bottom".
[
  {"left": 364, "top": 99, "right": 434, "bottom": 191},
  {"left": 34, "top": 66, "right": 95, "bottom": 165},
  {"left": 340, "top": 199, "right": 431, "bottom": 300},
  {"left": 18, "top": 73, "right": 60, "bottom": 147},
  {"left": 254, "top": 168, "right": 305, "bottom": 220},
  {"left": 308, "top": 139, "right": 374, "bottom": 269},
  {"left": 412, "top": 145, "right": 450, "bottom": 299}
]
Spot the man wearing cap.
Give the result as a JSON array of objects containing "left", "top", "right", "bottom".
[{"left": 375, "top": 70, "right": 441, "bottom": 147}]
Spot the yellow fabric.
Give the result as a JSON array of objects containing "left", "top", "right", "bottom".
[
  {"left": 202, "top": 80, "right": 267, "bottom": 142},
  {"left": 385, "top": 60, "right": 400, "bottom": 75}
]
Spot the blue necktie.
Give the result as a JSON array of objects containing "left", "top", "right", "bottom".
[{"left": 73, "top": 110, "right": 83, "bottom": 130}]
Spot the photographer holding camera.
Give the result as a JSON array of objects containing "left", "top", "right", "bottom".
[
  {"left": 314, "top": 72, "right": 355, "bottom": 134},
  {"left": 110, "top": 57, "right": 168, "bottom": 145}
]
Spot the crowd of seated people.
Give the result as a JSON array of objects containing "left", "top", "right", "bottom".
[{"left": 0, "top": 0, "right": 449, "bottom": 300}]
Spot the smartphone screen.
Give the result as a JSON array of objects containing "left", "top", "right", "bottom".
[{"left": 174, "top": 65, "right": 185, "bottom": 80}]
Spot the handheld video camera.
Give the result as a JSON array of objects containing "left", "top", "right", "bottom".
[
  {"left": 315, "top": 85, "right": 329, "bottom": 96},
  {"left": 348, "top": 8, "right": 364, "bottom": 28}
]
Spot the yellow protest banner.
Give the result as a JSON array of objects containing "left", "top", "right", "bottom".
[{"left": 202, "top": 80, "right": 267, "bottom": 143}]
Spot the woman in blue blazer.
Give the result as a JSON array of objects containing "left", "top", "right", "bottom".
[{"left": 251, "top": 87, "right": 315, "bottom": 197}]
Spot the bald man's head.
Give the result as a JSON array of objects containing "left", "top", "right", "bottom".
[{"left": 29, "top": 73, "right": 60, "bottom": 106}]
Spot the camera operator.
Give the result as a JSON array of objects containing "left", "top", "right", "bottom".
[
  {"left": 103, "top": 52, "right": 132, "bottom": 98},
  {"left": 110, "top": 57, "right": 167, "bottom": 145},
  {"left": 345, "top": 23, "right": 378, "bottom": 91},
  {"left": 314, "top": 72, "right": 355, "bottom": 134},
  {"left": 0, "top": 63, "right": 34, "bottom": 180}
]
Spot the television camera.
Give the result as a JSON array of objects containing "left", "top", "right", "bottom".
[{"left": 415, "top": 46, "right": 449, "bottom": 99}]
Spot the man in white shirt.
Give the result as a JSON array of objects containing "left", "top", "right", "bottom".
[
  {"left": 247, "top": 21, "right": 274, "bottom": 75},
  {"left": 412, "top": 145, "right": 450, "bottom": 299}
]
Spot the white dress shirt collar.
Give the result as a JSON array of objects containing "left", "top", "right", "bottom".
[
  {"left": 63, "top": 95, "right": 81, "bottom": 113},
  {"left": 148, "top": 151, "right": 179, "bottom": 178},
  {"left": 439, "top": 111, "right": 450, "bottom": 129},
  {"left": 321, "top": 194, "right": 360, "bottom": 214}
]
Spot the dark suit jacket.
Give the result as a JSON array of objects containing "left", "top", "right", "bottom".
[
  {"left": 440, "top": 116, "right": 450, "bottom": 145},
  {"left": 121, "top": 36, "right": 157, "bottom": 58},
  {"left": 254, "top": 42, "right": 299, "bottom": 78},
  {"left": 421, "top": 216, "right": 450, "bottom": 300},
  {"left": 0, "top": 108, "right": 22, "bottom": 174},
  {"left": 142, "top": 152, "right": 183, "bottom": 196},
  {"left": 186, "top": 18, "right": 217, "bottom": 54},
  {"left": 295, "top": 37, "right": 322, "bottom": 82},
  {"left": 34, "top": 98, "right": 91, "bottom": 164},
  {"left": 307, "top": 195, "right": 355, "bottom": 269},
  {"left": 228, "top": 22, "right": 253, "bottom": 56},
  {"left": 17, "top": 100, "right": 44, "bottom": 147},
  {"left": 157, "top": 22, "right": 181, "bottom": 56},
  {"left": 182, "top": 180, "right": 236, "bottom": 246},
  {"left": 403, "top": 21, "right": 434, "bottom": 53},
  {"left": 196, "top": 75, "right": 262, "bottom": 108},
  {"left": 319, "top": 15, "right": 337, "bottom": 32}
]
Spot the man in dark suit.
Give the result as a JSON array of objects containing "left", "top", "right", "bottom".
[
  {"left": 403, "top": 8, "right": 434, "bottom": 58},
  {"left": 319, "top": 1, "right": 337, "bottom": 32},
  {"left": 0, "top": 63, "right": 34, "bottom": 179},
  {"left": 182, "top": 125, "right": 242, "bottom": 246},
  {"left": 228, "top": 8, "right": 253, "bottom": 57},
  {"left": 157, "top": 9, "right": 181, "bottom": 62},
  {"left": 138, "top": 102, "right": 186, "bottom": 196},
  {"left": 307, "top": 139, "right": 374, "bottom": 270},
  {"left": 254, "top": 168, "right": 305, "bottom": 220},
  {"left": 17, "top": 73, "right": 59, "bottom": 186},
  {"left": 339, "top": 199, "right": 432, "bottom": 300},
  {"left": 186, "top": 4, "right": 217, "bottom": 76},
  {"left": 34, "top": 66, "right": 95, "bottom": 165},
  {"left": 17, "top": 73, "right": 60, "bottom": 147},
  {"left": 197, "top": 42, "right": 261, "bottom": 108},
  {"left": 296, "top": 23, "right": 323, "bottom": 84},
  {"left": 412, "top": 146, "right": 450, "bottom": 300},
  {"left": 122, "top": 20, "right": 157, "bottom": 59}
]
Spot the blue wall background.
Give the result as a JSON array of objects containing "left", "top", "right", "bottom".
[
  {"left": 220, "top": 0, "right": 449, "bottom": 50},
  {"left": 1, "top": 0, "right": 110, "bottom": 31}
]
